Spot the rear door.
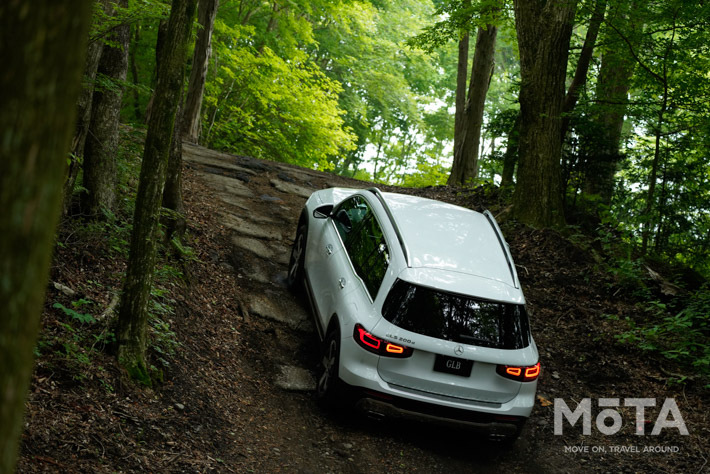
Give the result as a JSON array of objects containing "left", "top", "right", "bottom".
[{"left": 374, "top": 280, "right": 534, "bottom": 404}]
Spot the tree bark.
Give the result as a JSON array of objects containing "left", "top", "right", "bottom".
[
  {"left": 452, "top": 31, "right": 469, "bottom": 182},
  {"left": 0, "top": 2, "right": 91, "bottom": 471},
  {"left": 582, "top": 2, "right": 639, "bottom": 204},
  {"left": 449, "top": 24, "right": 497, "bottom": 186},
  {"left": 560, "top": 0, "right": 606, "bottom": 138},
  {"left": 512, "top": 0, "right": 577, "bottom": 228},
  {"left": 500, "top": 112, "right": 521, "bottom": 189},
  {"left": 183, "top": 0, "right": 219, "bottom": 143},
  {"left": 82, "top": 0, "right": 130, "bottom": 217},
  {"left": 63, "top": 0, "right": 112, "bottom": 215},
  {"left": 130, "top": 23, "right": 143, "bottom": 121},
  {"left": 163, "top": 89, "right": 187, "bottom": 240},
  {"left": 118, "top": 0, "right": 197, "bottom": 384}
]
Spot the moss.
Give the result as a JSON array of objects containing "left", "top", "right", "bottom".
[{"left": 119, "top": 354, "right": 152, "bottom": 387}]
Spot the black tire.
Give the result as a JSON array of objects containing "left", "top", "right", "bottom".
[
  {"left": 316, "top": 327, "right": 341, "bottom": 406},
  {"left": 287, "top": 223, "right": 307, "bottom": 291}
]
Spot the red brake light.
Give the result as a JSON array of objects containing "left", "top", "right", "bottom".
[
  {"left": 525, "top": 364, "right": 541, "bottom": 379},
  {"left": 354, "top": 324, "right": 413, "bottom": 358},
  {"left": 497, "top": 362, "right": 540, "bottom": 382}
]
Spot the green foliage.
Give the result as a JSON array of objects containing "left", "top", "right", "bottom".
[
  {"left": 614, "top": 286, "right": 710, "bottom": 386},
  {"left": 203, "top": 19, "right": 355, "bottom": 169},
  {"left": 53, "top": 300, "right": 97, "bottom": 324}
]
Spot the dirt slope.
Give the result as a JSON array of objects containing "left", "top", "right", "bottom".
[{"left": 18, "top": 144, "right": 708, "bottom": 473}]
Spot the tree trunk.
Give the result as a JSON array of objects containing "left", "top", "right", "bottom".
[
  {"left": 582, "top": 3, "right": 639, "bottom": 204},
  {"left": 63, "top": 0, "right": 112, "bottom": 215},
  {"left": 500, "top": 112, "right": 521, "bottom": 189},
  {"left": 449, "top": 24, "right": 497, "bottom": 186},
  {"left": 117, "top": 0, "right": 197, "bottom": 384},
  {"left": 82, "top": 0, "right": 130, "bottom": 217},
  {"left": 163, "top": 89, "right": 187, "bottom": 240},
  {"left": 560, "top": 0, "right": 606, "bottom": 138},
  {"left": 183, "top": 0, "right": 219, "bottom": 143},
  {"left": 512, "top": 0, "right": 577, "bottom": 228},
  {"left": 451, "top": 31, "right": 469, "bottom": 183},
  {"left": 130, "top": 23, "right": 143, "bottom": 121},
  {"left": 144, "top": 20, "right": 169, "bottom": 124},
  {"left": 0, "top": 2, "right": 91, "bottom": 471}
]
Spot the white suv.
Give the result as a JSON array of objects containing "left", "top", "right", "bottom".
[{"left": 287, "top": 188, "right": 539, "bottom": 440}]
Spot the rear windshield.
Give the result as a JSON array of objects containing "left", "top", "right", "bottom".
[{"left": 382, "top": 279, "right": 531, "bottom": 349}]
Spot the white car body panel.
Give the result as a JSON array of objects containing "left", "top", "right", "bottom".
[{"left": 296, "top": 187, "right": 540, "bottom": 433}]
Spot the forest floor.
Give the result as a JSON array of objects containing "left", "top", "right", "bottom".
[{"left": 18, "top": 142, "right": 709, "bottom": 473}]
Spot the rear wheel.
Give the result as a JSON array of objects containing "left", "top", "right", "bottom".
[
  {"left": 287, "top": 223, "right": 307, "bottom": 290},
  {"left": 316, "top": 327, "right": 341, "bottom": 406}
]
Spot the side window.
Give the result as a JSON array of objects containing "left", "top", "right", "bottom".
[{"left": 332, "top": 196, "right": 390, "bottom": 299}]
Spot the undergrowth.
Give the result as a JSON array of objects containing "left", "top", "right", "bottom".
[
  {"left": 39, "top": 125, "right": 193, "bottom": 390},
  {"left": 582, "top": 222, "right": 710, "bottom": 388}
]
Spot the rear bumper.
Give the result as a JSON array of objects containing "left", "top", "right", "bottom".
[
  {"left": 337, "top": 335, "right": 533, "bottom": 438},
  {"left": 353, "top": 389, "right": 524, "bottom": 437},
  {"left": 355, "top": 397, "right": 525, "bottom": 438}
]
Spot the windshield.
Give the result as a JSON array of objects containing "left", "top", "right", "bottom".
[{"left": 382, "top": 279, "right": 531, "bottom": 349}]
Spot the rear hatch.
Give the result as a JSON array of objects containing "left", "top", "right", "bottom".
[{"left": 373, "top": 279, "right": 536, "bottom": 405}]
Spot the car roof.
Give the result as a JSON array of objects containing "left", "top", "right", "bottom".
[{"left": 381, "top": 192, "right": 517, "bottom": 290}]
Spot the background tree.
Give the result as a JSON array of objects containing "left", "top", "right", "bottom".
[
  {"left": 512, "top": 0, "right": 577, "bottom": 227},
  {"left": 578, "top": 0, "right": 639, "bottom": 204},
  {"left": 183, "top": 0, "right": 219, "bottom": 143},
  {"left": 63, "top": 0, "right": 112, "bottom": 215},
  {"left": 448, "top": 21, "right": 497, "bottom": 185},
  {"left": 0, "top": 1, "right": 91, "bottom": 471},
  {"left": 82, "top": 0, "right": 131, "bottom": 217},
  {"left": 118, "top": 0, "right": 197, "bottom": 383}
]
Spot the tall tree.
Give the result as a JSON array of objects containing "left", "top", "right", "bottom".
[
  {"left": 582, "top": 0, "right": 640, "bottom": 204},
  {"left": 448, "top": 22, "right": 498, "bottom": 185},
  {"left": 163, "top": 90, "right": 187, "bottom": 240},
  {"left": 452, "top": 30, "right": 470, "bottom": 180},
  {"left": 82, "top": 0, "right": 131, "bottom": 216},
  {"left": 0, "top": 1, "right": 91, "bottom": 471},
  {"left": 118, "top": 0, "right": 197, "bottom": 383},
  {"left": 560, "top": 0, "right": 607, "bottom": 138},
  {"left": 63, "top": 0, "right": 112, "bottom": 216},
  {"left": 512, "top": 0, "right": 577, "bottom": 227},
  {"left": 183, "top": 0, "right": 219, "bottom": 143}
]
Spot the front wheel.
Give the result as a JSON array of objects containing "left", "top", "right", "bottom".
[
  {"left": 287, "top": 223, "right": 307, "bottom": 291},
  {"left": 316, "top": 327, "right": 341, "bottom": 406}
]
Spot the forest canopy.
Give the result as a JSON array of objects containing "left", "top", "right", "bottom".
[{"left": 121, "top": 0, "right": 710, "bottom": 277}]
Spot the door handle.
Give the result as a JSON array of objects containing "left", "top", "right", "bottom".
[
  {"left": 339, "top": 278, "right": 346, "bottom": 289},
  {"left": 325, "top": 244, "right": 333, "bottom": 255}
]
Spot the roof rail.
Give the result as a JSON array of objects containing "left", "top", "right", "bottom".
[
  {"left": 483, "top": 210, "right": 518, "bottom": 288},
  {"left": 366, "top": 188, "right": 411, "bottom": 267}
]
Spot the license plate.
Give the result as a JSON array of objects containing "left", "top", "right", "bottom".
[{"left": 433, "top": 354, "right": 473, "bottom": 377}]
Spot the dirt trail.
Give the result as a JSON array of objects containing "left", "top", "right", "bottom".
[{"left": 19, "top": 143, "right": 708, "bottom": 473}]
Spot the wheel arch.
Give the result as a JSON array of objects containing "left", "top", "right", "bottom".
[{"left": 325, "top": 313, "right": 341, "bottom": 339}]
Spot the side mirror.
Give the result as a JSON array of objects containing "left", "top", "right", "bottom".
[{"left": 313, "top": 204, "right": 333, "bottom": 219}]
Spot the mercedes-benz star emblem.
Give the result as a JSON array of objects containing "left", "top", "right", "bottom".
[{"left": 454, "top": 345, "right": 464, "bottom": 356}]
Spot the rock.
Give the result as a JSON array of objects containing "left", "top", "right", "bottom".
[
  {"left": 195, "top": 171, "right": 254, "bottom": 198},
  {"left": 231, "top": 236, "right": 275, "bottom": 259},
  {"left": 277, "top": 172, "right": 295, "bottom": 183},
  {"left": 260, "top": 194, "right": 284, "bottom": 203},
  {"left": 174, "top": 403, "right": 185, "bottom": 411},
  {"left": 247, "top": 293, "right": 310, "bottom": 330},
  {"left": 275, "top": 365, "right": 316, "bottom": 391},
  {"left": 270, "top": 178, "right": 314, "bottom": 199},
  {"left": 221, "top": 213, "right": 282, "bottom": 241},
  {"left": 552, "top": 371, "right": 560, "bottom": 379},
  {"left": 53, "top": 281, "right": 76, "bottom": 297}
]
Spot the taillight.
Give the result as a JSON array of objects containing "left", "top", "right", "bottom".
[
  {"left": 353, "top": 324, "right": 413, "bottom": 358},
  {"left": 496, "top": 362, "right": 540, "bottom": 382}
]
